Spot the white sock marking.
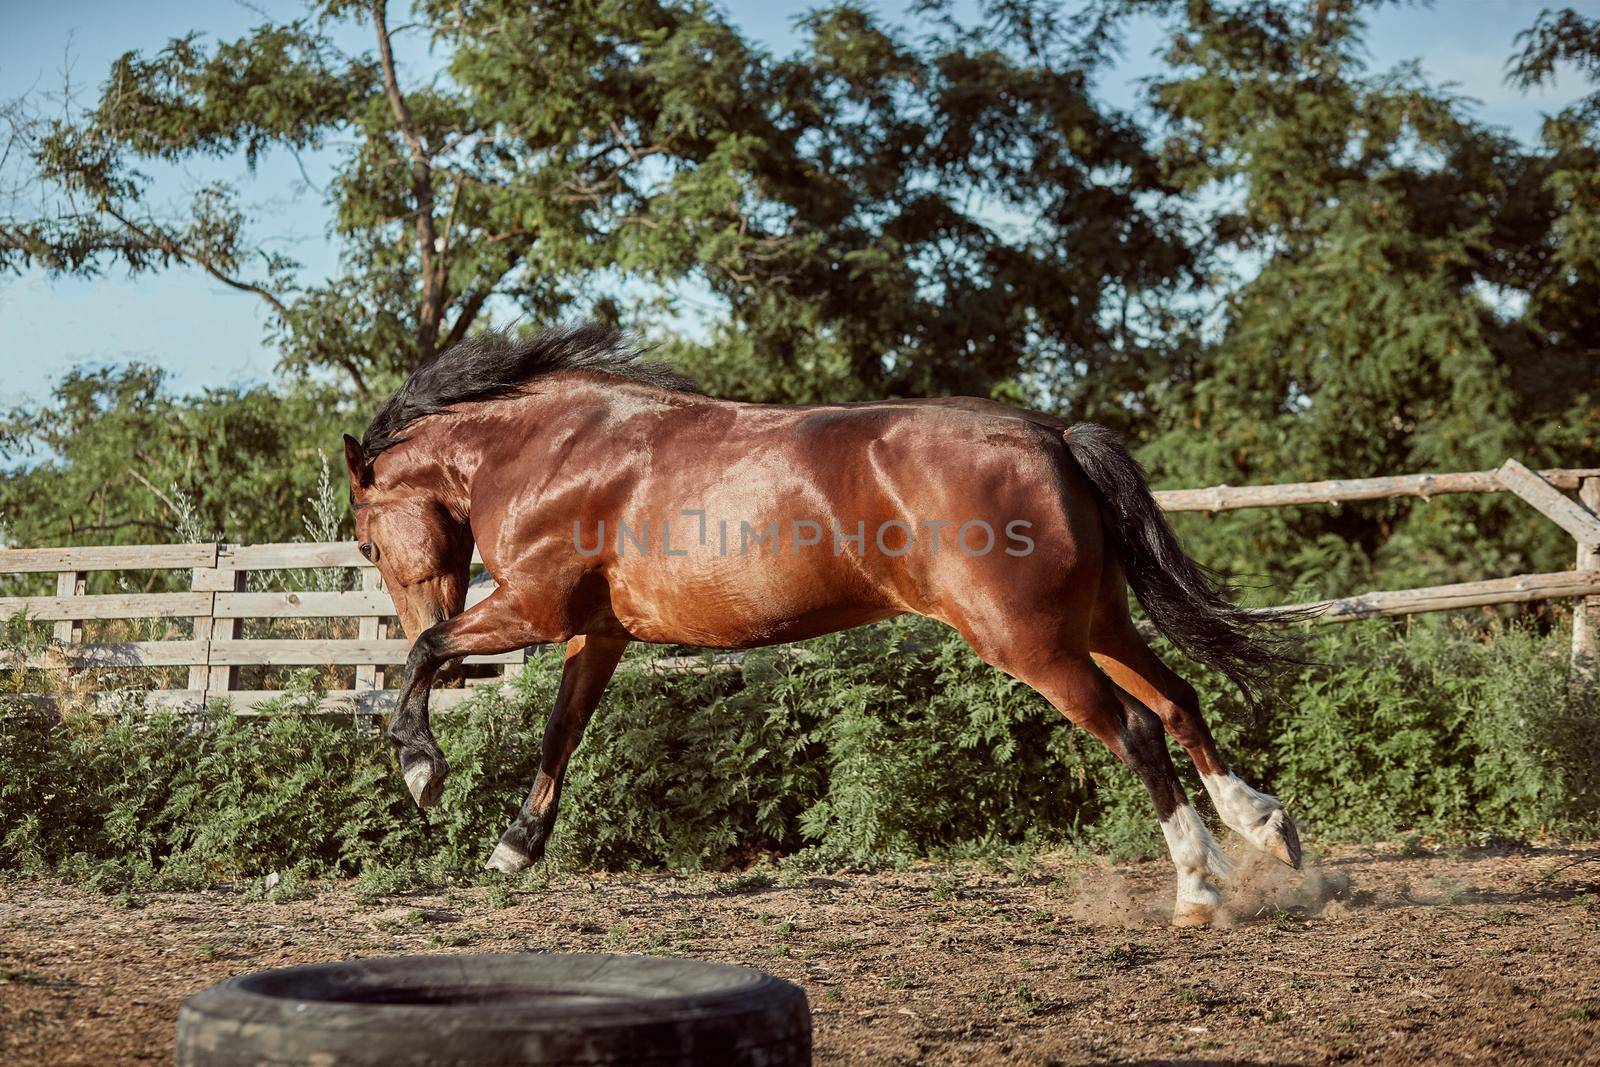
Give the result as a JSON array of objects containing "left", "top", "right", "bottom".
[
  {"left": 1202, "top": 771, "right": 1285, "bottom": 849},
  {"left": 1160, "top": 803, "right": 1228, "bottom": 904}
]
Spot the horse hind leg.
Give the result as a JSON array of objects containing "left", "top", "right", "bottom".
[
  {"left": 997, "top": 648, "right": 1231, "bottom": 927},
  {"left": 1090, "top": 615, "right": 1301, "bottom": 869}
]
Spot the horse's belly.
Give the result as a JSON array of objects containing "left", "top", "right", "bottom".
[
  {"left": 602, "top": 559, "right": 900, "bottom": 648},
  {"left": 620, "top": 603, "right": 903, "bottom": 649}
]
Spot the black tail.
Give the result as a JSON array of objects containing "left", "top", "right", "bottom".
[{"left": 1064, "top": 423, "right": 1302, "bottom": 711}]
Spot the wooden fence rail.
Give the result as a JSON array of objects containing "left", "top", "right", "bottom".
[
  {"left": 2, "top": 459, "right": 1597, "bottom": 712},
  {"left": 1151, "top": 464, "right": 1600, "bottom": 513}
]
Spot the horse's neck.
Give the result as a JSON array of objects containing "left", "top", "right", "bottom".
[
  {"left": 410, "top": 378, "right": 681, "bottom": 514},
  {"left": 389, "top": 427, "right": 482, "bottom": 525}
]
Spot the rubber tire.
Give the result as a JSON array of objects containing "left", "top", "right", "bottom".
[{"left": 175, "top": 952, "right": 811, "bottom": 1066}]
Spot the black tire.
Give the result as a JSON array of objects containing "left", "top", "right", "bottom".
[{"left": 176, "top": 952, "right": 811, "bottom": 1066}]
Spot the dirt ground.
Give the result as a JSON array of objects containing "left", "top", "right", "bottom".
[{"left": 2, "top": 842, "right": 1598, "bottom": 1065}]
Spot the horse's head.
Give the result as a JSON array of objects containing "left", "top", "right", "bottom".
[{"left": 342, "top": 434, "right": 472, "bottom": 641}]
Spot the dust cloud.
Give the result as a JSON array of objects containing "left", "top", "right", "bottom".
[{"left": 1059, "top": 845, "right": 1355, "bottom": 928}]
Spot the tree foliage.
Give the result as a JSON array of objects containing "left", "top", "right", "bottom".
[
  {"left": 0, "top": 368, "right": 349, "bottom": 548},
  {"left": 1131, "top": 0, "right": 1599, "bottom": 589},
  {"left": 0, "top": 0, "right": 1594, "bottom": 600},
  {"left": 4, "top": 0, "right": 1191, "bottom": 409}
]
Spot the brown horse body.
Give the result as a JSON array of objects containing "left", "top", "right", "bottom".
[{"left": 345, "top": 328, "right": 1300, "bottom": 927}]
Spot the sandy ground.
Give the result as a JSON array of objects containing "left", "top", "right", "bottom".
[{"left": 2, "top": 842, "right": 1598, "bottom": 1065}]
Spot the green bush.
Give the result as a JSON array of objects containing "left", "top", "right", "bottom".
[
  {"left": 1261, "top": 622, "right": 1600, "bottom": 839},
  {"left": 2, "top": 616, "right": 1597, "bottom": 887}
]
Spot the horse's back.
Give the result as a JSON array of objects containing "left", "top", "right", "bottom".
[
  {"left": 594, "top": 391, "right": 1103, "bottom": 642},
  {"left": 474, "top": 381, "right": 1106, "bottom": 648}
]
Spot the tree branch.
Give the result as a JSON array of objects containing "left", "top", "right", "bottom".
[
  {"left": 440, "top": 285, "right": 493, "bottom": 352},
  {"left": 335, "top": 355, "right": 372, "bottom": 401},
  {"left": 438, "top": 231, "right": 540, "bottom": 351},
  {"left": 124, "top": 466, "right": 180, "bottom": 517},
  {"left": 372, "top": 0, "right": 444, "bottom": 366},
  {"left": 103, "top": 205, "right": 291, "bottom": 318}
]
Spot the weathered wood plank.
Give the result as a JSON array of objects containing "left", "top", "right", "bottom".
[
  {"left": 0, "top": 638, "right": 522, "bottom": 670},
  {"left": 0, "top": 544, "right": 219, "bottom": 573},
  {"left": 213, "top": 591, "right": 394, "bottom": 618},
  {"left": 205, "top": 640, "right": 523, "bottom": 666},
  {"left": 1573, "top": 478, "right": 1600, "bottom": 685},
  {"left": 1262, "top": 570, "right": 1600, "bottom": 625},
  {"left": 1154, "top": 467, "right": 1600, "bottom": 513},
  {"left": 4, "top": 688, "right": 476, "bottom": 715},
  {"left": 208, "top": 688, "right": 477, "bottom": 712},
  {"left": 210, "top": 586, "right": 491, "bottom": 616},
  {"left": 0, "top": 592, "right": 212, "bottom": 621},
  {"left": 0, "top": 641, "right": 209, "bottom": 668},
  {"left": 194, "top": 569, "right": 244, "bottom": 692},
  {"left": 218, "top": 542, "right": 367, "bottom": 569},
  {"left": 217, "top": 543, "right": 488, "bottom": 570},
  {"left": 1496, "top": 459, "right": 1600, "bottom": 547},
  {"left": 51, "top": 571, "right": 86, "bottom": 644},
  {"left": 187, "top": 569, "right": 218, "bottom": 692},
  {"left": 190, "top": 567, "right": 244, "bottom": 593},
  {"left": 355, "top": 570, "right": 386, "bottom": 693}
]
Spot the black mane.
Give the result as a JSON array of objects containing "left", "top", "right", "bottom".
[{"left": 360, "top": 324, "right": 699, "bottom": 456}]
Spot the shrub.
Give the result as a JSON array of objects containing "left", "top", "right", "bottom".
[
  {"left": 2, "top": 615, "right": 1596, "bottom": 886},
  {"left": 1257, "top": 621, "right": 1600, "bottom": 839}
]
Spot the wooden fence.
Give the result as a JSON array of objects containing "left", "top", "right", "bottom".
[
  {"left": 0, "top": 542, "right": 513, "bottom": 713},
  {"left": 2, "top": 458, "right": 1597, "bottom": 712},
  {"left": 1162, "top": 459, "right": 1600, "bottom": 681}
]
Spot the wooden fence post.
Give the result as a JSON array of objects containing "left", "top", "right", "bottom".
[
  {"left": 1574, "top": 476, "right": 1600, "bottom": 687},
  {"left": 355, "top": 567, "right": 387, "bottom": 714},
  {"left": 187, "top": 567, "right": 215, "bottom": 698},
  {"left": 52, "top": 570, "right": 85, "bottom": 644},
  {"left": 190, "top": 564, "right": 244, "bottom": 698},
  {"left": 50, "top": 569, "right": 85, "bottom": 698}
]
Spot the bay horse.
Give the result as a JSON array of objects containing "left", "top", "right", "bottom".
[{"left": 344, "top": 325, "right": 1301, "bottom": 927}]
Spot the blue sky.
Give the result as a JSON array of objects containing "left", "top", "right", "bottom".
[{"left": 0, "top": 0, "right": 1593, "bottom": 408}]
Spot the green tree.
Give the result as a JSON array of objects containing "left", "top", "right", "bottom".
[
  {"left": 0, "top": 367, "right": 349, "bottom": 549},
  {"left": 624, "top": 0, "right": 1197, "bottom": 409},
  {"left": 4, "top": 0, "right": 1192, "bottom": 411},
  {"left": 1507, "top": 8, "right": 1600, "bottom": 442},
  {"left": 1131, "top": 0, "right": 1598, "bottom": 595}
]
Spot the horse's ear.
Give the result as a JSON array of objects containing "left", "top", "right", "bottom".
[{"left": 342, "top": 434, "right": 373, "bottom": 490}]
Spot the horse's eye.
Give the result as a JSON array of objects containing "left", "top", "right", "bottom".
[{"left": 359, "top": 541, "right": 379, "bottom": 562}]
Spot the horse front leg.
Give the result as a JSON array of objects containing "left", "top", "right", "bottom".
[
  {"left": 389, "top": 588, "right": 555, "bottom": 811},
  {"left": 486, "top": 634, "right": 629, "bottom": 873}
]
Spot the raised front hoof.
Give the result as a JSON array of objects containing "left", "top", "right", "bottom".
[
  {"left": 1264, "top": 810, "right": 1302, "bottom": 869},
  {"left": 1171, "top": 900, "right": 1217, "bottom": 928},
  {"left": 403, "top": 759, "right": 447, "bottom": 811},
  {"left": 484, "top": 840, "right": 536, "bottom": 875}
]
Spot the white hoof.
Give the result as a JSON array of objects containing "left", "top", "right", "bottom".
[
  {"left": 484, "top": 841, "right": 532, "bottom": 874},
  {"left": 1203, "top": 771, "right": 1299, "bottom": 867},
  {"left": 1261, "top": 809, "right": 1303, "bottom": 868}
]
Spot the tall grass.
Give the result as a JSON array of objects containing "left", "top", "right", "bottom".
[{"left": 2, "top": 614, "right": 1596, "bottom": 888}]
